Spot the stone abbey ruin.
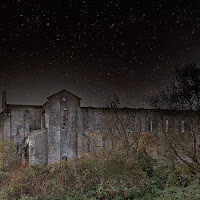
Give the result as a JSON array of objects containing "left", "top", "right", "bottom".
[{"left": 0, "top": 89, "right": 200, "bottom": 165}]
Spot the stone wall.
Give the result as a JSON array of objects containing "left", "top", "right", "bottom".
[
  {"left": 43, "top": 103, "right": 48, "bottom": 128},
  {"left": 7, "top": 105, "right": 43, "bottom": 151},
  {"left": 0, "top": 109, "right": 11, "bottom": 142},
  {"left": 3, "top": 110, "right": 11, "bottom": 140},
  {"left": 1, "top": 89, "right": 200, "bottom": 166},
  {"left": 28, "top": 129, "right": 47, "bottom": 165},
  {"left": 79, "top": 107, "right": 199, "bottom": 154},
  {"left": 47, "top": 90, "right": 80, "bottom": 163},
  {"left": 0, "top": 113, "right": 4, "bottom": 141},
  {"left": 47, "top": 97, "right": 61, "bottom": 163}
]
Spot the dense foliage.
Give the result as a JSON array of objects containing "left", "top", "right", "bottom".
[
  {"left": 0, "top": 146, "right": 200, "bottom": 200},
  {"left": 150, "top": 63, "right": 200, "bottom": 110}
]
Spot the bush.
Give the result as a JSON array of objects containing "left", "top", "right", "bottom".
[
  {"left": 0, "top": 147, "right": 200, "bottom": 200},
  {"left": 0, "top": 147, "right": 151, "bottom": 200},
  {"left": 159, "top": 179, "right": 200, "bottom": 200},
  {"left": 168, "top": 164, "right": 198, "bottom": 187},
  {"left": 0, "top": 139, "right": 20, "bottom": 171}
]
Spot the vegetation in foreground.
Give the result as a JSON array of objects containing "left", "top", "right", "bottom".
[
  {"left": 1, "top": 64, "right": 200, "bottom": 199},
  {"left": 0, "top": 146, "right": 200, "bottom": 200}
]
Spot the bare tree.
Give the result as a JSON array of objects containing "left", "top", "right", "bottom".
[
  {"left": 106, "top": 96, "right": 156, "bottom": 156},
  {"left": 150, "top": 63, "right": 200, "bottom": 171}
]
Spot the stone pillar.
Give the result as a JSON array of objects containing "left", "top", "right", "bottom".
[
  {"left": 3, "top": 110, "right": 11, "bottom": 139},
  {"left": 24, "top": 111, "right": 30, "bottom": 138},
  {"left": 66, "top": 107, "right": 78, "bottom": 160},
  {"left": 77, "top": 107, "right": 84, "bottom": 157},
  {"left": 60, "top": 107, "right": 68, "bottom": 159},
  {"left": 29, "top": 136, "right": 36, "bottom": 165},
  {"left": 41, "top": 113, "right": 45, "bottom": 129},
  {"left": 47, "top": 98, "right": 61, "bottom": 164}
]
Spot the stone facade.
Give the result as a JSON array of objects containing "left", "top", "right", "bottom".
[{"left": 0, "top": 89, "right": 199, "bottom": 165}]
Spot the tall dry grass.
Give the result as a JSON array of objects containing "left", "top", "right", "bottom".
[
  {"left": 1, "top": 145, "right": 199, "bottom": 200},
  {"left": 0, "top": 147, "right": 153, "bottom": 200}
]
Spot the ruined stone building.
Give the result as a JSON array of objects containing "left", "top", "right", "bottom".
[{"left": 0, "top": 89, "right": 199, "bottom": 165}]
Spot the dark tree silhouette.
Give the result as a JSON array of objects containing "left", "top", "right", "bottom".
[
  {"left": 150, "top": 63, "right": 200, "bottom": 171},
  {"left": 151, "top": 63, "right": 200, "bottom": 110}
]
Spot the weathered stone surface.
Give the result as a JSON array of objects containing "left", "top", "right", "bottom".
[
  {"left": 28, "top": 129, "right": 47, "bottom": 165},
  {"left": 0, "top": 89, "right": 199, "bottom": 165}
]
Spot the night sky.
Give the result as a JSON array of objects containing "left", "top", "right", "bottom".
[{"left": 1, "top": 0, "right": 200, "bottom": 108}]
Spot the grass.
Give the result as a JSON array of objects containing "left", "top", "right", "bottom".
[{"left": 0, "top": 147, "right": 200, "bottom": 200}]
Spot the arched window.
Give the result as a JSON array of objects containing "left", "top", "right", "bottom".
[
  {"left": 147, "top": 117, "right": 153, "bottom": 132},
  {"left": 141, "top": 118, "right": 145, "bottom": 132},
  {"left": 135, "top": 116, "right": 138, "bottom": 131},
  {"left": 181, "top": 120, "right": 185, "bottom": 133},
  {"left": 165, "top": 119, "right": 169, "bottom": 133},
  {"left": 95, "top": 112, "right": 101, "bottom": 130},
  {"left": 16, "top": 125, "right": 21, "bottom": 136},
  {"left": 63, "top": 108, "right": 68, "bottom": 129}
]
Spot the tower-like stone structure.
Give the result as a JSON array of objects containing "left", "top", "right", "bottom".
[
  {"left": 47, "top": 90, "right": 80, "bottom": 163},
  {"left": 1, "top": 89, "right": 199, "bottom": 166}
]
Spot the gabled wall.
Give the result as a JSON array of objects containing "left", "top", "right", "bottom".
[{"left": 47, "top": 91, "right": 80, "bottom": 164}]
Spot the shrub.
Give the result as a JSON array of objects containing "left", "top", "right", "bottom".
[
  {"left": 168, "top": 164, "right": 198, "bottom": 187},
  {"left": 1, "top": 146, "right": 200, "bottom": 200},
  {"left": 0, "top": 139, "right": 20, "bottom": 171},
  {"left": 0, "top": 147, "right": 151, "bottom": 199}
]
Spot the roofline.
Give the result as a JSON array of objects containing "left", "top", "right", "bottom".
[
  {"left": 6, "top": 104, "right": 43, "bottom": 108},
  {"left": 43, "top": 101, "right": 48, "bottom": 107},
  {"left": 47, "top": 89, "right": 81, "bottom": 100},
  {"left": 80, "top": 106, "right": 199, "bottom": 113}
]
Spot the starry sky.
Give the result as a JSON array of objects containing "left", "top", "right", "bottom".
[{"left": 1, "top": 0, "right": 200, "bottom": 108}]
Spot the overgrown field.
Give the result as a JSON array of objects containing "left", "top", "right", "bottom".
[{"left": 0, "top": 147, "right": 200, "bottom": 200}]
